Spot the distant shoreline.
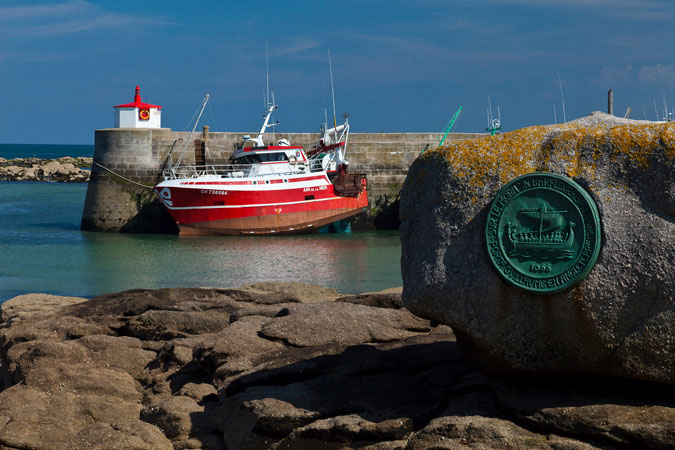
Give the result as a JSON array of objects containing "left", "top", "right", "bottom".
[
  {"left": 0, "top": 156, "right": 91, "bottom": 182},
  {"left": 0, "top": 143, "right": 93, "bottom": 160}
]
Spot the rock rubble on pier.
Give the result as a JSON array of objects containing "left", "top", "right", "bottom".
[{"left": 0, "top": 283, "right": 672, "bottom": 449}]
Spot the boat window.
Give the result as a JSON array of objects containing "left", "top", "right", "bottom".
[
  {"left": 236, "top": 155, "right": 261, "bottom": 164},
  {"left": 259, "top": 152, "right": 289, "bottom": 162},
  {"left": 235, "top": 152, "right": 289, "bottom": 164}
]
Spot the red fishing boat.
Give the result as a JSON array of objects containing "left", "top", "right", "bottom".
[{"left": 155, "top": 100, "right": 368, "bottom": 235}]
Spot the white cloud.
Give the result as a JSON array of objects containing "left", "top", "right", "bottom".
[
  {"left": 496, "top": 0, "right": 675, "bottom": 19},
  {"left": 592, "top": 65, "right": 635, "bottom": 86},
  {"left": 0, "top": 1, "right": 174, "bottom": 38},
  {"left": 591, "top": 64, "right": 675, "bottom": 88},
  {"left": 637, "top": 65, "right": 675, "bottom": 87},
  {"left": 16, "top": 52, "right": 74, "bottom": 63},
  {"left": 0, "top": 0, "right": 86, "bottom": 21},
  {"left": 274, "top": 39, "right": 322, "bottom": 57},
  {"left": 414, "top": 0, "right": 675, "bottom": 20},
  {"left": 479, "top": 0, "right": 666, "bottom": 8},
  {"left": 350, "top": 32, "right": 540, "bottom": 64}
]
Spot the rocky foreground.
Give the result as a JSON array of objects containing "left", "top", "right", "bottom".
[
  {"left": 0, "top": 156, "right": 91, "bottom": 182},
  {"left": 0, "top": 283, "right": 673, "bottom": 449}
]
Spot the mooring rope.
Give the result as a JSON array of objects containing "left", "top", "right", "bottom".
[{"left": 92, "top": 161, "right": 155, "bottom": 189}]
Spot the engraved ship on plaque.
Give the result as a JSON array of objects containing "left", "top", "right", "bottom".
[{"left": 506, "top": 204, "right": 575, "bottom": 259}]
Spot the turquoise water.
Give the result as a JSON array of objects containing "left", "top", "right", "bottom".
[
  {"left": 0, "top": 180, "right": 402, "bottom": 302},
  {"left": 0, "top": 144, "right": 94, "bottom": 160}
]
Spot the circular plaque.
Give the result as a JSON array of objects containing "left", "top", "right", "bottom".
[{"left": 485, "top": 173, "right": 601, "bottom": 294}]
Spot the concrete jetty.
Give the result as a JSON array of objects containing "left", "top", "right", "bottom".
[{"left": 81, "top": 127, "right": 484, "bottom": 233}]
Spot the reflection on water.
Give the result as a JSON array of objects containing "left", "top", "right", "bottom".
[
  {"left": 81, "top": 232, "right": 399, "bottom": 297},
  {"left": 0, "top": 181, "right": 402, "bottom": 301}
]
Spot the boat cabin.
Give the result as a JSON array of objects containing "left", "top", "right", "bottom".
[{"left": 230, "top": 143, "right": 316, "bottom": 177}]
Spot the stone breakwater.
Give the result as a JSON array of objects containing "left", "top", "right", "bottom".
[
  {"left": 0, "top": 156, "right": 91, "bottom": 182},
  {"left": 0, "top": 283, "right": 673, "bottom": 449}
]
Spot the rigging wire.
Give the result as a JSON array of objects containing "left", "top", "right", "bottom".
[
  {"left": 206, "top": 98, "right": 218, "bottom": 131},
  {"left": 184, "top": 100, "right": 203, "bottom": 132}
]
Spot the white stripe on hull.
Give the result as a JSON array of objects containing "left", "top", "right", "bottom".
[
  {"left": 160, "top": 195, "right": 336, "bottom": 211},
  {"left": 158, "top": 176, "right": 331, "bottom": 192}
]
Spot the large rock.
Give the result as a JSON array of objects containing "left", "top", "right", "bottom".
[
  {"left": 400, "top": 112, "right": 675, "bottom": 384},
  {"left": 0, "top": 293, "right": 87, "bottom": 324}
]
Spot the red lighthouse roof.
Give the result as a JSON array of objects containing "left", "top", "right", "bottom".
[{"left": 114, "top": 85, "right": 162, "bottom": 109}]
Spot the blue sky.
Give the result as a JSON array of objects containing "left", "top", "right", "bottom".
[{"left": 1, "top": 0, "right": 675, "bottom": 144}]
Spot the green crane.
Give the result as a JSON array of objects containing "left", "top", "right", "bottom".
[{"left": 434, "top": 106, "right": 463, "bottom": 150}]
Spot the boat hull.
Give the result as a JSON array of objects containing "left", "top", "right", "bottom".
[
  {"left": 178, "top": 204, "right": 366, "bottom": 235},
  {"left": 155, "top": 176, "right": 368, "bottom": 236}
]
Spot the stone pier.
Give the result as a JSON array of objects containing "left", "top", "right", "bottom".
[{"left": 81, "top": 128, "right": 484, "bottom": 233}]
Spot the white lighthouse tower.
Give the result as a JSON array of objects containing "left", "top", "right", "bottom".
[{"left": 114, "top": 85, "right": 162, "bottom": 128}]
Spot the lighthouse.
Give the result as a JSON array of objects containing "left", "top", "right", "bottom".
[{"left": 113, "top": 85, "right": 162, "bottom": 128}]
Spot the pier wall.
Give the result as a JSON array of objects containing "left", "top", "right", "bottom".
[{"left": 81, "top": 129, "right": 485, "bottom": 233}]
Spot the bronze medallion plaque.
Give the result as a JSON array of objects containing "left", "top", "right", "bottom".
[{"left": 485, "top": 173, "right": 601, "bottom": 294}]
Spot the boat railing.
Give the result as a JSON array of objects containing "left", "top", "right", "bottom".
[
  {"left": 308, "top": 159, "right": 324, "bottom": 172},
  {"left": 163, "top": 162, "right": 320, "bottom": 180},
  {"left": 163, "top": 164, "right": 253, "bottom": 180},
  {"left": 307, "top": 152, "right": 337, "bottom": 172}
]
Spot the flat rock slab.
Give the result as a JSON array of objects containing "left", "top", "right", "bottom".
[
  {"left": 400, "top": 112, "right": 675, "bottom": 384},
  {"left": 0, "top": 282, "right": 672, "bottom": 448},
  {"left": 0, "top": 293, "right": 88, "bottom": 324}
]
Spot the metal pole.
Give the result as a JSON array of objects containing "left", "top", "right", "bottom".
[{"left": 608, "top": 89, "right": 614, "bottom": 115}]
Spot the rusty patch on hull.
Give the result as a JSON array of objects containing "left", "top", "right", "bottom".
[{"left": 178, "top": 207, "right": 367, "bottom": 236}]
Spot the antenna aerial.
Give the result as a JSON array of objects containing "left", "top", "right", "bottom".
[
  {"left": 266, "top": 42, "right": 270, "bottom": 107},
  {"left": 487, "top": 95, "right": 493, "bottom": 125},
  {"left": 328, "top": 50, "right": 338, "bottom": 137}
]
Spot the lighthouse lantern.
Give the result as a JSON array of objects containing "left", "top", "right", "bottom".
[{"left": 113, "top": 85, "right": 162, "bottom": 128}]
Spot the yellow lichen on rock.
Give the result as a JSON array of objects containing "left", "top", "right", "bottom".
[
  {"left": 428, "top": 123, "right": 576, "bottom": 188},
  {"left": 424, "top": 120, "right": 675, "bottom": 191}
]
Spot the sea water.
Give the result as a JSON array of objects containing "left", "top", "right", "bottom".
[
  {"left": 0, "top": 152, "right": 402, "bottom": 302},
  {"left": 0, "top": 143, "right": 94, "bottom": 160}
]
